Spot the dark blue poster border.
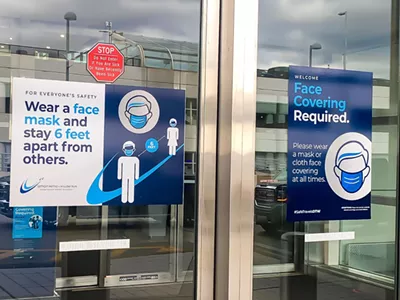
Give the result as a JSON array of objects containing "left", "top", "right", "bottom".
[{"left": 287, "top": 66, "right": 373, "bottom": 222}]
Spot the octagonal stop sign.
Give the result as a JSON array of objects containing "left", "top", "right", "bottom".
[{"left": 86, "top": 43, "right": 125, "bottom": 83}]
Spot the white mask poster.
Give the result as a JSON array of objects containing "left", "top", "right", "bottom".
[{"left": 10, "top": 78, "right": 185, "bottom": 207}]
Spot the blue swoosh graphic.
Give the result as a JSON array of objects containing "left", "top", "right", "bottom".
[
  {"left": 20, "top": 180, "right": 40, "bottom": 194},
  {"left": 86, "top": 144, "right": 184, "bottom": 205},
  {"left": 338, "top": 151, "right": 362, "bottom": 161}
]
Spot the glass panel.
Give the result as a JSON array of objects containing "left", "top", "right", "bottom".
[
  {"left": 1, "top": 0, "right": 201, "bottom": 299},
  {"left": 254, "top": 0, "right": 397, "bottom": 299},
  {"left": 144, "top": 57, "right": 172, "bottom": 69}
]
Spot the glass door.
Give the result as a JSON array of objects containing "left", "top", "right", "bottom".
[
  {"left": 103, "top": 71, "right": 199, "bottom": 288},
  {"left": 253, "top": 0, "right": 398, "bottom": 299},
  {"left": 2, "top": 0, "right": 206, "bottom": 299}
]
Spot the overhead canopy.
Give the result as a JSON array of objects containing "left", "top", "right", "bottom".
[{"left": 111, "top": 34, "right": 198, "bottom": 71}]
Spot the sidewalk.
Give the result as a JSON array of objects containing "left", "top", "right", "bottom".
[
  {"left": 0, "top": 268, "right": 55, "bottom": 299},
  {"left": 0, "top": 267, "right": 391, "bottom": 300}
]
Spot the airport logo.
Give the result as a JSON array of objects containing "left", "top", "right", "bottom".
[
  {"left": 118, "top": 90, "right": 160, "bottom": 134},
  {"left": 20, "top": 178, "right": 43, "bottom": 194}
]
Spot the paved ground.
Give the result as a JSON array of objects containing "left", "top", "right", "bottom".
[
  {"left": 0, "top": 268, "right": 56, "bottom": 299},
  {"left": 0, "top": 267, "right": 392, "bottom": 300},
  {"left": 1, "top": 270, "right": 391, "bottom": 300},
  {"left": 253, "top": 271, "right": 391, "bottom": 300},
  {"left": 0, "top": 216, "right": 393, "bottom": 300}
]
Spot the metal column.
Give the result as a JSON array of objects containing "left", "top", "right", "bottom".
[
  {"left": 195, "top": 0, "right": 220, "bottom": 297},
  {"left": 392, "top": 0, "right": 400, "bottom": 298},
  {"left": 214, "top": 0, "right": 259, "bottom": 299}
]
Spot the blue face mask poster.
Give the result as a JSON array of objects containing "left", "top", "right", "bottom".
[
  {"left": 12, "top": 207, "right": 43, "bottom": 238},
  {"left": 287, "top": 66, "right": 372, "bottom": 221},
  {"left": 9, "top": 78, "right": 185, "bottom": 206}
]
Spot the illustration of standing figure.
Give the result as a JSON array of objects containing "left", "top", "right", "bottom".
[
  {"left": 29, "top": 215, "right": 42, "bottom": 229},
  {"left": 118, "top": 141, "right": 140, "bottom": 204},
  {"left": 167, "top": 118, "right": 179, "bottom": 156}
]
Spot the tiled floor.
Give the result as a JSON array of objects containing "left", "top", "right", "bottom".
[
  {"left": 0, "top": 254, "right": 392, "bottom": 300},
  {"left": 253, "top": 271, "right": 391, "bottom": 300},
  {"left": 109, "top": 282, "right": 193, "bottom": 300},
  {"left": 0, "top": 274, "right": 393, "bottom": 300},
  {"left": 0, "top": 268, "right": 55, "bottom": 299}
]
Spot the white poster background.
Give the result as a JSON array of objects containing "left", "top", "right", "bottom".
[{"left": 10, "top": 78, "right": 105, "bottom": 206}]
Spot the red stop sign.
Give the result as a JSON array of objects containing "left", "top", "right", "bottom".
[{"left": 87, "top": 43, "right": 125, "bottom": 83}]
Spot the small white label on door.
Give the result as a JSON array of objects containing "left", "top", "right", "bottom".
[
  {"left": 59, "top": 239, "right": 130, "bottom": 252},
  {"left": 305, "top": 232, "right": 355, "bottom": 243}
]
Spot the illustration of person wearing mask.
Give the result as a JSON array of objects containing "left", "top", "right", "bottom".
[
  {"left": 334, "top": 141, "right": 370, "bottom": 194},
  {"left": 118, "top": 141, "right": 140, "bottom": 204},
  {"left": 125, "top": 95, "right": 153, "bottom": 129},
  {"left": 30, "top": 215, "right": 42, "bottom": 229},
  {"left": 167, "top": 118, "right": 179, "bottom": 156}
]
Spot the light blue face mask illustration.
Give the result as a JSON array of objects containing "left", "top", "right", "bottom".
[
  {"left": 339, "top": 170, "right": 363, "bottom": 193},
  {"left": 122, "top": 141, "right": 136, "bottom": 157},
  {"left": 334, "top": 141, "right": 370, "bottom": 194},
  {"left": 169, "top": 118, "right": 177, "bottom": 127},
  {"left": 125, "top": 96, "right": 153, "bottom": 129},
  {"left": 129, "top": 114, "right": 148, "bottom": 129},
  {"left": 124, "top": 149, "right": 135, "bottom": 156}
]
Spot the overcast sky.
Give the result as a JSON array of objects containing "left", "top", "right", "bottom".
[
  {"left": 258, "top": 0, "right": 392, "bottom": 78},
  {"left": 0, "top": 0, "right": 393, "bottom": 79},
  {"left": 0, "top": 0, "right": 201, "bottom": 52}
]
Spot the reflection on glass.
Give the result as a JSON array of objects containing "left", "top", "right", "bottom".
[
  {"left": 254, "top": 0, "right": 396, "bottom": 299},
  {"left": 0, "top": 0, "right": 200, "bottom": 299}
]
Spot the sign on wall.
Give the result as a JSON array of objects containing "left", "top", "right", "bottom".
[
  {"left": 87, "top": 43, "right": 125, "bottom": 83},
  {"left": 287, "top": 66, "right": 372, "bottom": 221},
  {"left": 10, "top": 78, "right": 185, "bottom": 207},
  {"left": 12, "top": 207, "right": 43, "bottom": 239},
  {"left": 0, "top": 207, "right": 57, "bottom": 298}
]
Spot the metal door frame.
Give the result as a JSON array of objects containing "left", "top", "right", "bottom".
[{"left": 214, "top": 0, "right": 259, "bottom": 300}]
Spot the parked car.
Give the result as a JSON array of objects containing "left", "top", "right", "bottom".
[{"left": 255, "top": 169, "right": 291, "bottom": 232}]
